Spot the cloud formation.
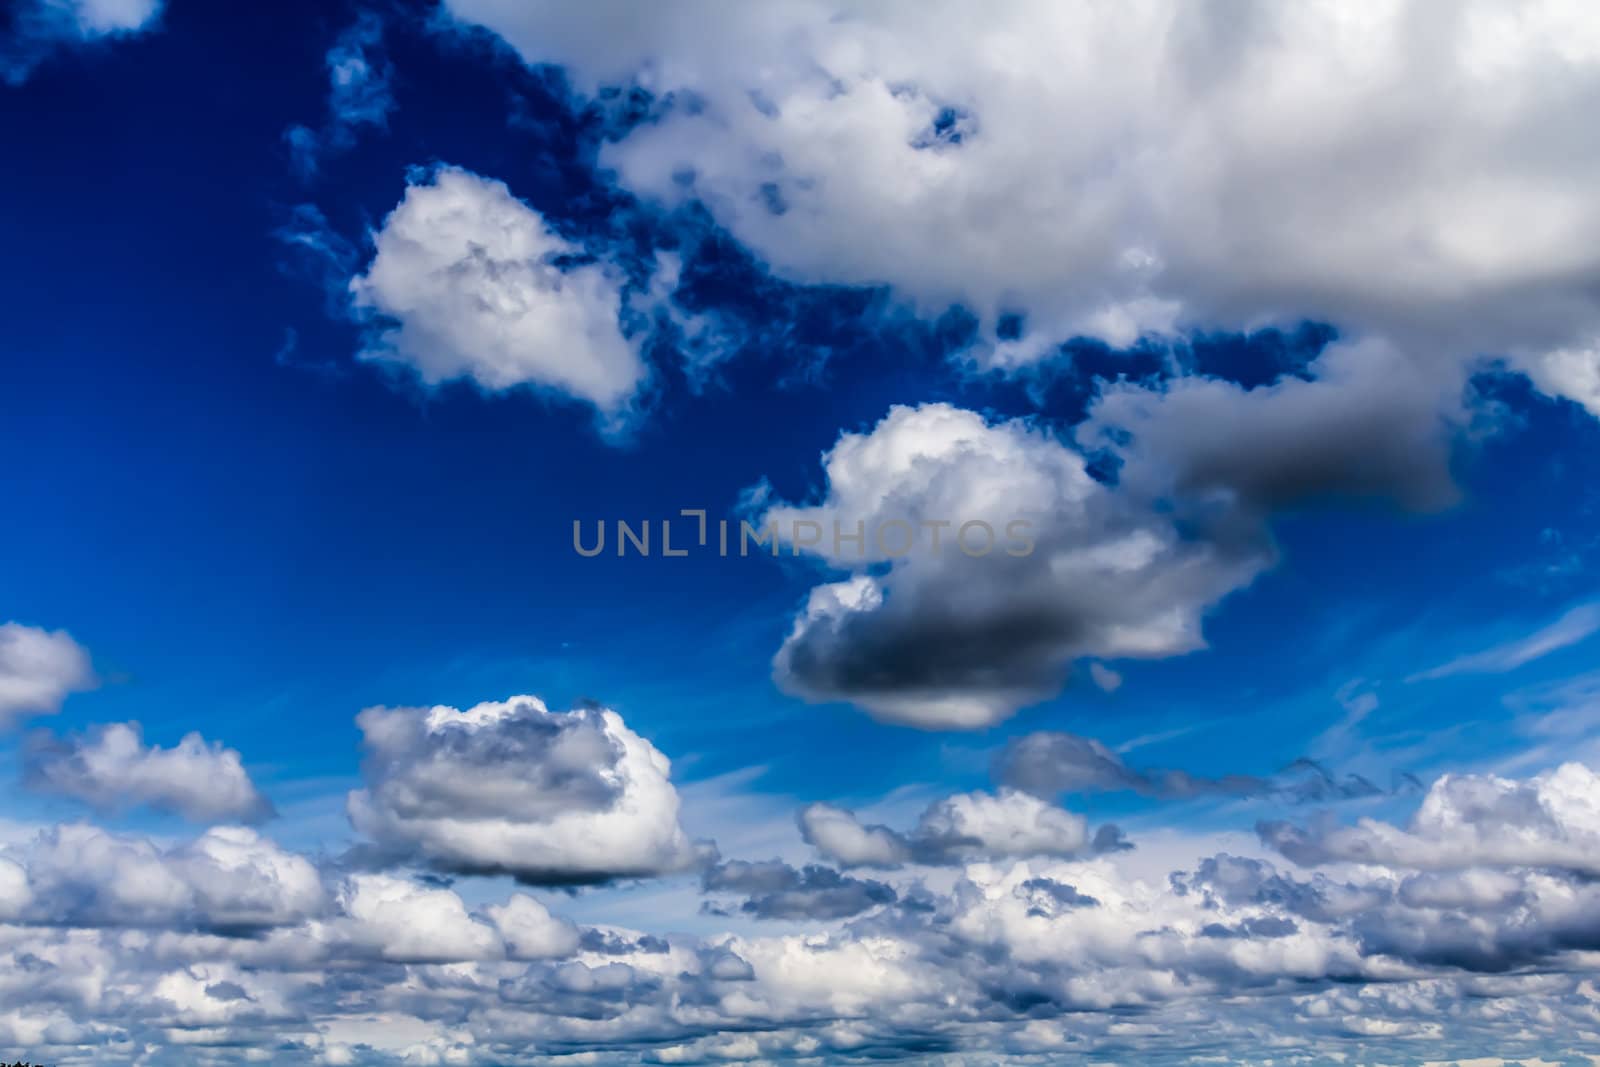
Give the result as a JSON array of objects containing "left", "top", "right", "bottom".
[
  {"left": 763, "top": 403, "right": 1274, "bottom": 727},
  {"left": 800, "top": 788, "right": 1116, "bottom": 869},
  {"left": 347, "top": 694, "right": 700, "bottom": 884},
  {"left": 1261, "top": 761, "right": 1600, "bottom": 874},
  {"left": 445, "top": 0, "right": 1600, "bottom": 418},
  {"left": 349, "top": 166, "right": 649, "bottom": 420},
  {"left": 995, "top": 730, "right": 1402, "bottom": 805},
  {"left": 24, "top": 720, "right": 273, "bottom": 823},
  {"left": 0, "top": 738, "right": 1598, "bottom": 1063},
  {"left": 0, "top": 622, "right": 94, "bottom": 730},
  {"left": 702, "top": 859, "right": 897, "bottom": 921},
  {"left": 1, "top": 823, "right": 322, "bottom": 930}
]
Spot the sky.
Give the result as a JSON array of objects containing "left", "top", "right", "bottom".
[{"left": 4, "top": 0, "right": 1600, "bottom": 1064}]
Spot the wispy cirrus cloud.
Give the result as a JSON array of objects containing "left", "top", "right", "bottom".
[{"left": 1409, "top": 602, "right": 1600, "bottom": 682}]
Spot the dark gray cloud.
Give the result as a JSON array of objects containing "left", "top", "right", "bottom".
[
  {"left": 1014, "top": 876, "right": 1100, "bottom": 917},
  {"left": 702, "top": 860, "right": 897, "bottom": 920},
  {"left": 995, "top": 731, "right": 1412, "bottom": 807},
  {"left": 1084, "top": 338, "right": 1466, "bottom": 516}
]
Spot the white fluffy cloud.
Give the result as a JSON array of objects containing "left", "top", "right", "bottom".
[
  {"left": 447, "top": 0, "right": 1600, "bottom": 413},
  {"left": 347, "top": 695, "right": 699, "bottom": 883},
  {"left": 1262, "top": 761, "right": 1600, "bottom": 874},
  {"left": 24, "top": 720, "right": 273, "bottom": 823},
  {"left": 331, "top": 874, "right": 502, "bottom": 964},
  {"left": 487, "top": 892, "right": 581, "bottom": 960},
  {"left": 3, "top": 823, "right": 323, "bottom": 929},
  {"left": 349, "top": 166, "right": 649, "bottom": 418},
  {"left": 0, "top": 622, "right": 94, "bottom": 730}
]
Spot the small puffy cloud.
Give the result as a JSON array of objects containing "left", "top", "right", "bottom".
[
  {"left": 24, "top": 721, "right": 273, "bottom": 823},
  {"left": 488, "top": 892, "right": 581, "bottom": 959},
  {"left": 349, "top": 166, "right": 649, "bottom": 419},
  {"left": 912, "top": 789, "right": 1092, "bottom": 864},
  {"left": 1261, "top": 762, "right": 1600, "bottom": 874},
  {"left": 702, "top": 860, "right": 897, "bottom": 921},
  {"left": 0, "top": 622, "right": 95, "bottom": 730},
  {"left": 1087, "top": 662, "right": 1122, "bottom": 693},
  {"left": 3, "top": 0, "right": 162, "bottom": 84},
  {"left": 347, "top": 694, "right": 699, "bottom": 884},
  {"left": 796, "top": 803, "right": 911, "bottom": 868},
  {"left": 802, "top": 788, "right": 1106, "bottom": 869}
]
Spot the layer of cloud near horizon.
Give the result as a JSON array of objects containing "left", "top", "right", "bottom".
[{"left": 4, "top": 676, "right": 1600, "bottom": 1064}]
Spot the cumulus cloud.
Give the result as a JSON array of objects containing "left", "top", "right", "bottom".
[
  {"left": 487, "top": 892, "right": 582, "bottom": 960},
  {"left": 3, "top": 762, "right": 1600, "bottom": 1063},
  {"left": 795, "top": 803, "right": 911, "bottom": 868},
  {"left": 800, "top": 788, "right": 1111, "bottom": 869},
  {"left": 347, "top": 694, "right": 700, "bottom": 884},
  {"left": 24, "top": 721, "right": 273, "bottom": 823},
  {"left": 348, "top": 166, "right": 649, "bottom": 419},
  {"left": 763, "top": 402, "right": 1273, "bottom": 727},
  {"left": 2, "top": 823, "right": 323, "bottom": 929},
  {"left": 330, "top": 873, "right": 502, "bottom": 963},
  {"left": 0, "top": 622, "right": 95, "bottom": 730},
  {"left": 445, "top": 0, "right": 1600, "bottom": 415},
  {"left": 2, "top": 0, "right": 163, "bottom": 84},
  {"left": 1261, "top": 761, "right": 1600, "bottom": 874},
  {"left": 762, "top": 336, "right": 1478, "bottom": 729}
]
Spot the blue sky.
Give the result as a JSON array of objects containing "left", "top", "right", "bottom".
[{"left": 5, "top": 1, "right": 1600, "bottom": 1064}]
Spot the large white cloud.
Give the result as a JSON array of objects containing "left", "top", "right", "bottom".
[
  {"left": 0, "top": 622, "right": 95, "bottom": 731},
  {"left": 446, "top": 0, "right": 1600, "bottom": 414},
  {"left": 24, "top": 720, "right": 273, "bottom": 823},
  {"left": 347, "top": 695, "right": 700, "bottom": 884},
  {"left": 349, "top": 166, "right": 649, "bottom": 419}
]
